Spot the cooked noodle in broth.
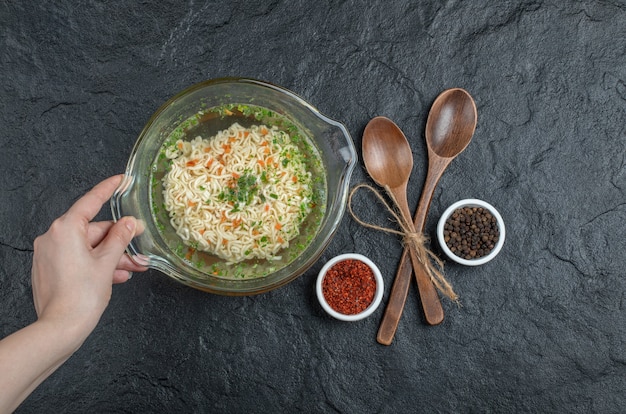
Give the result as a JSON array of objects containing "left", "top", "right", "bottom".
[{"left": 162, "top": 122, "right": 314, "bottom": 264}]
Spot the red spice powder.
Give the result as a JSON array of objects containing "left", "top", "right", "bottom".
[{"left": 322, "top": 259, "right": 376, "bottom": 315}]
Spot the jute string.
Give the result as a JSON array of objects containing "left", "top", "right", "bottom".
[{"left": 348, "top": 184, "right": 458, "bottom": 301}]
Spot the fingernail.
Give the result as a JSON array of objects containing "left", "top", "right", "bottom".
[
  {"left": 124, "top": 216, "right": 137, "bottom": 232},
  {"left": 132, "top": 254, "right": 150, "bottom": 266}
]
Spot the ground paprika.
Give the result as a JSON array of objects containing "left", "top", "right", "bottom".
[{"left": 321, "top": 259, "right": 376, "bottom": 315}]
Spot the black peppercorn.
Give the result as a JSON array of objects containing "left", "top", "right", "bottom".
[{"left": 443, "top": 206, "right": 500, "bottom": 260}]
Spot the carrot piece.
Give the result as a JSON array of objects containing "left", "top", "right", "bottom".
[
  {"left": 205, "top": 158, "right": 214, "bottom": 168},
  {"left": 260, "top": 126, "right": 269, "bottom": 135},
  {"left": 177, "top": 142, "right": 183, "bottom": 150},
  {"left": 257, "top": 160, "right": 265, "bottom": 167},
  {"left": 275, "top": 223, "right": 282, "bottom": 230},
  {"left": 186, "top": 159, "right": 198, "bottom": 167},
  {"left": 292, "top": 176, "right": 298, "bottom": 183},
  {"left": 185, "top": 248, "right": 195, "bottom": 260},
  {"left": 264, "top": 204, "right": 270, "bottom": 212}
]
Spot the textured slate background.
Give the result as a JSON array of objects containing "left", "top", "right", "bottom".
[{"left": 2, "top": 1, "right": 625, "bottom": 413}]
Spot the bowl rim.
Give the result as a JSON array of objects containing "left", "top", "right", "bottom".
[
  {"left": 316, "top": 253, "right": 384, "bottom": 321},
  {"left": 112, "top": 77, "right": 358, "bottom": 295},
  {"left": 436, "top": 198, "right": 506, "bottom": 266}
]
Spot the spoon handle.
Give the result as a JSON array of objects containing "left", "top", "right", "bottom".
[
  {"left": 377, "top": 248, "right": 444, "bottom": 344},
  {"left": 377, "top": 157, "right": 449, "bottom": 345},
  {"left": 377, "top": 246, "right": 438, "bottom": 344}
]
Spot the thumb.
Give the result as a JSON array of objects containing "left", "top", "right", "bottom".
[{"left": 95, "top": 216, "right": 137, "bottom": 262}]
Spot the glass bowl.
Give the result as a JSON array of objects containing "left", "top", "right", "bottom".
[{"left": 111, "top": 78, "right": 357, "bottom": 295}]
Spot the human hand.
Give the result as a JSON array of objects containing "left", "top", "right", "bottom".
[{"left": 31, "top": 175, "right": 147, "bottom": 345}]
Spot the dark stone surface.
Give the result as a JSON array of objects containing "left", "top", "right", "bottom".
[{"left": 1, "top": 1, "right": 625, "bottom": 412}]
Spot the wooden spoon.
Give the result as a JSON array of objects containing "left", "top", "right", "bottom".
[
  {"left": 362, "top": 116, "right": 444, "bottom": 328},
  {"left": 377, "top": 88, "right": 477, "bottom": 345}
]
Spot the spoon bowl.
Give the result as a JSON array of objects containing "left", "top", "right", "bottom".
[
  {"left": 363, "top": 118, "right": 414, "bottom": 190},
  {"left": 426, "top": 88, "right": 477, "bottom": 157}
]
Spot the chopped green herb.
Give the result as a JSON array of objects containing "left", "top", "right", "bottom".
[{"left": 218, "top": 172, "right": 261, "bottom": 210}]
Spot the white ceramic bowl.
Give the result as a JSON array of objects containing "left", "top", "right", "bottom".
[
  {"left": 437, "top": 199, "right": 505, "bottom": 266},
  {"left": 316, "top": 253, "right": 384, "bottom": 321}
]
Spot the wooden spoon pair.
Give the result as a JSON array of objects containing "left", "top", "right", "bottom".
[{"left": 362, "top": 88, "right": 477, "bottom": 345}]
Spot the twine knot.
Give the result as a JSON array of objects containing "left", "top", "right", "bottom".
[{"left": 348, "top": 183, "right": 459, "bottom": 302}]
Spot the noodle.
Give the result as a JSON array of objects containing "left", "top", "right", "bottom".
[{"left": 162, "top": 122, "right": 314, "bottom": 264}]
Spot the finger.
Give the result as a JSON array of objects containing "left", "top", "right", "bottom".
[
  {"left": 89, "top": 218, "right": 145, "bottom": 248},
  {"left": 65, "top": 175, "right": 124, "bottom": 223},
  {"left": 87, "top": 221, "right": 114, "bottom": 247},
  {"left": 94, "top": 216, "right": 137, "bottom": 264},
  {"left": 113, "top": 269, "right": 132, "bottom": 284},
  {"left": 117, "top": 253, "right": 149, "bottom": 273}
]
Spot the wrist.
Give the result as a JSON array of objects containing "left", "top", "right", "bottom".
[
  {"left": 0, "top": 319, "right": 89, "bottom": 413},
  {"left": 33, "top": 317, "right": 91, "bottom": 356}
]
